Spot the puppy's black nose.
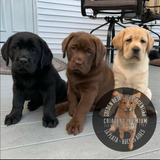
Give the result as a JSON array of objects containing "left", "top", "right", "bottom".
[
  {"left": 132, "top": 47, "right": 140, "bottom": 54},
  {"left": 126, "top": 107, "right": 130, "bottom": 111},
  {"left": 19, "top": 58, "right": 28, "bottom": 64}
]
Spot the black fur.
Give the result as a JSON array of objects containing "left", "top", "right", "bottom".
[{"left": 1, "top": 32, "right": 67, "bottom": 128}]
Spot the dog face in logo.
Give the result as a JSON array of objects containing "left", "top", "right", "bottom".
[{"left": 119, "top": 95, "right": 137, "bottom": 116}]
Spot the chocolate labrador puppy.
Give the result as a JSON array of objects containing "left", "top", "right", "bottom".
[
  {"left": 56, "top": 32, "right": 114, "bottom": 135},
  {"left": 1, "top": 32, "right": 67, "bottom": 128}
]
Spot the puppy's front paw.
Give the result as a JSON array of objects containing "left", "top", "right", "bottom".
[
  {"left": 4, "top": 113, "right": 22, "bottom": 126},
  {"left": 43, "top": 117, "right": 59, "bottom": 128},
  {"left": 129, "top": 143, "right": 133, "bottom": 150},
  {"left": 120, "top": 132, "right": 124, "bottom": 140},
  {"left": 109, "top": 126, "right": 116, "bottom": 133},
  {"left": 66, "top": 118, "right": 83, "bottom": 135}
]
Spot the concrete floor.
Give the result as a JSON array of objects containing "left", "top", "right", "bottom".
[{"left": 1, "top": 55, "right": 160, "bottom": 159}]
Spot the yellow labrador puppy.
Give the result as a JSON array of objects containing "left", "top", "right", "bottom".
[{"left": 112, "top": 27, "right": 154, "bottom": 100}]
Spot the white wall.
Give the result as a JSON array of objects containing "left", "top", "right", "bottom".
[
  {"left": 37, "top": 0, "right": 106, "bottom": 54},
  {"left": 37, "top": 0, "right": 160, "bottom": 55},
  {"left": 0, "top": 0, "right": 37, "bottom": 50},
  {"left": 0, "top": 0, "right": 37, "bottom": 42}
]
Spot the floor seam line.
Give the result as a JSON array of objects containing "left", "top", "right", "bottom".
[{"left": 117, "top": 148, "right": 160, "bottom": 159}]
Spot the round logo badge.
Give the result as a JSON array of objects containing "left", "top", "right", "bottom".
[{"left": 93, "top": 88, "right": 157, "bottom": 151}]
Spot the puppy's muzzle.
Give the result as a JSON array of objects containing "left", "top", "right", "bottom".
[
  {"left": 125, "top": 107, "right": 132, "bottom": 116},
  {"left": 126, "top": 107, "right": 131, "bottom": 112}
]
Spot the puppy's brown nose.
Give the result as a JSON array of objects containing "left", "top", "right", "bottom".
[
  {"left": 19, "top": 58, "right": 28, "bottom": 64},
  {"left": 132, "top": 47, "right": 140, "bottom": 54},
  {"left": 74, "top": 59, "right": 82, "bottom": 67}
]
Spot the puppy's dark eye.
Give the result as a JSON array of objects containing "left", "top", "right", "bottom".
[
  {"left": 71, "top": 46, "right": 77, "bottom": 51},
  {"left": 126, "top": 38, "right": 132, "bottom": 42},
  {"left": 12, "top": 45, "right": 18, "bottom": 50},
  {"left": 141, "top": 39, "right": 145, "bottom": 43},
  {"left": 122, "top": 101, "right": 126, "bottom": 104},
  {"left": 30, "top": 48, "right": 37, "bottom": 53},
  {"left": 87, "top": 50, "right": 92, "bottom": 55},
  {"left": 130, "top": 101, "right": 133, "bottom": 105}
]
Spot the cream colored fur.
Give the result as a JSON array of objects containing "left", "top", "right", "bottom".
[{"left": 113, "top": 27, "right": 154, "bottom": 100}]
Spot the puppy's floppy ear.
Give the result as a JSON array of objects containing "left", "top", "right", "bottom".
[
  {"left": 93, "top": 37, "right": 106, "bottom": 66},
  {"left": 112, "top": 29, "right": 125, "bottom": 51},
  {"left": 132, "top": 92, "right": 141, "bottom": 109},
  {"left": 113, "top": 91, "right": 124, "bottom": 106},
  {"left": 146, "top": 30, "right": 154, "bottom": 54},
  {"left": 40, "top": 39, "right": 53, "bottom": 69},
  {"left": 62, "top": 33, "right": 75, "bottom": 58},
  {"left": 1, "top": 36, "right": 12, "bottom": 66}
]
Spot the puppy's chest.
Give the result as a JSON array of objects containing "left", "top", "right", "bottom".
[
  {"left": 119, "top": 69, "right": 136, "bottom": 84},
  {"left": 117, "top": 113, "right": 137, "bottom": 130},
  {"left": 70, "top": 82, "right": 84, "bottom": 98},
  {"left": 114, "top": 65, "right": 145, "bottom": 86},
  {"left": 119, "top": 118, "right": 137, "bottom": 131},
  {"left": 14, "top": 77, "right": 39, "bottom": 91},
  {"left": 69, "top": 79, "right": 91, "bottom": 99}
]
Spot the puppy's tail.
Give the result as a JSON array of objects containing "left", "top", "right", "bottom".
[{"left": 55, "top": 102, "right": 69, "bottom": 116}]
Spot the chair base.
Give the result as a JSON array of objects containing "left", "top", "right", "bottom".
[{"left": 90, "top": 16, "right": 126, "bottom": 64}]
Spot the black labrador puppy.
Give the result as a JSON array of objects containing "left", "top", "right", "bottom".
[{"left": 1, "top": 32, "right": 67, "bottom": 128}]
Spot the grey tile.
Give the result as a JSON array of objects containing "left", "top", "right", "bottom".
[
  {"left": 1, "top": 113, "right": 93, "bottom": 150},
  {"left": 126, "top": 149, "right": 160, "bottom": 159}
]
